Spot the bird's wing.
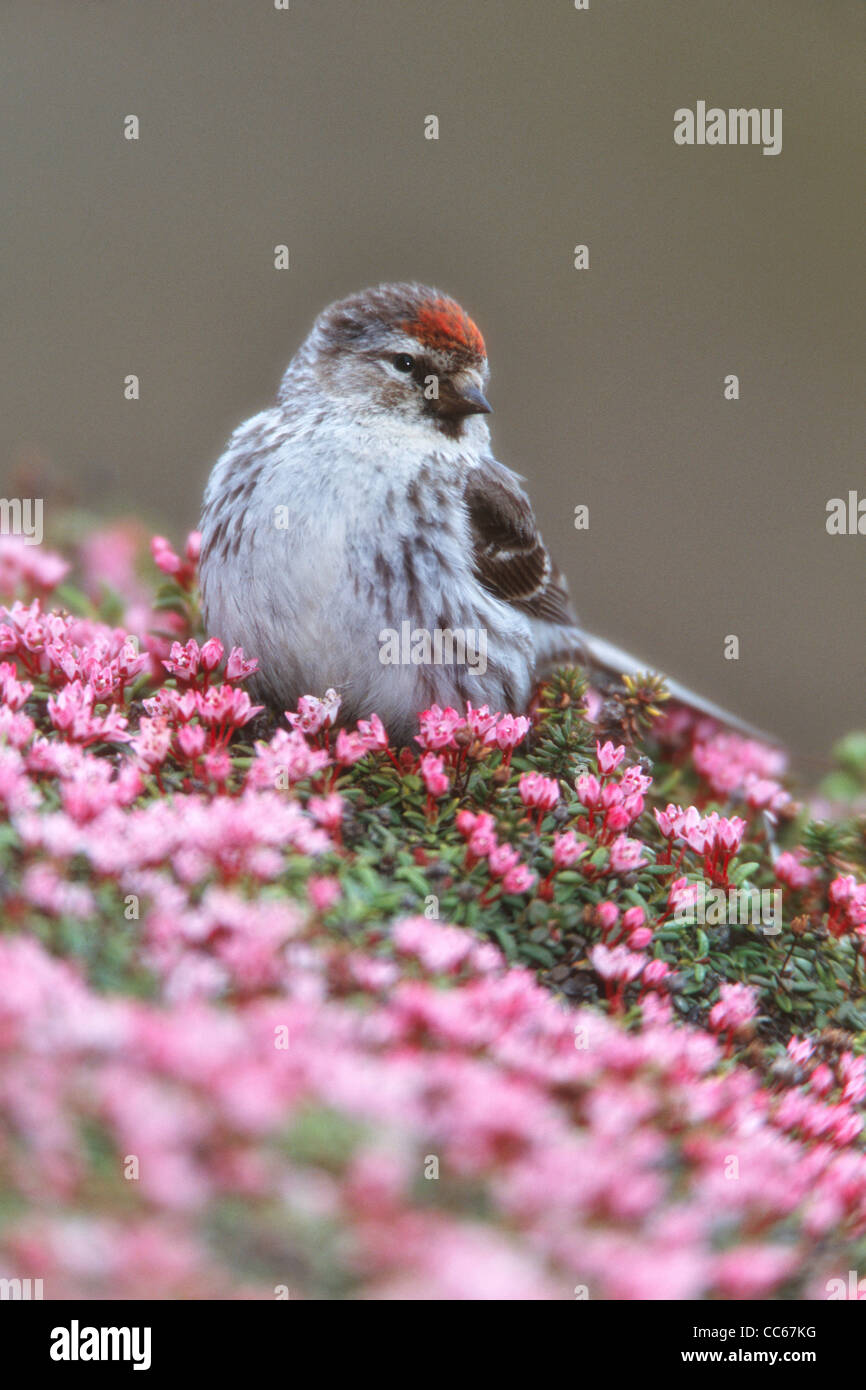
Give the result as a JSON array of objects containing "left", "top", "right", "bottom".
[
  {"left": 463, "top": 457, "right": 776, "bottom": 744},
  {"left": 462, "top": 456, "right": 578, "bottom": 629}
]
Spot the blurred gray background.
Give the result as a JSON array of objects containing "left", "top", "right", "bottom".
[{"left": 1, "top": 0, "right": 863, "bottom": 763}]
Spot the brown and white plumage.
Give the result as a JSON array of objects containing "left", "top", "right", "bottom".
[{"left": 199, "top": 283, "right": 760, "bottom": 746}]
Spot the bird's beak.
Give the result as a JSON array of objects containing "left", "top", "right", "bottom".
[{"left": 452, "top": 383, "right": 493, "bottom": 416}]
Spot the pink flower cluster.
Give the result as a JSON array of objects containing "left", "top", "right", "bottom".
[
  {"left": 575, "top": 742, "right": 652, "bottom": 839},
  {"left": 151, "top": 532, "right": 200, "bottom": 589},
  {"left": 655, "top": 804, "right": 747, "bottom": 884},
  {"left": 456, "top": 810, "right": 536, "bottom": 896},
  {"left": 827, "top": 875, "right": 866, "bottom": 941},
  {"left": 0, "top": 535, "right": 69, "bottom": 593},
  {"left": 519, "top": 771, "right": 559, "bottom": 813},
  {"left": 585, "top": 899, "right": 664, "bottom": 1010},
  {"left": 708, "top": 982, "right": 759, "bottom": 1052},
  {"left": 571, "top": 742, "right": 653, "bottom": 881},
  {"left": 392, "top": 703, "right": 533, "bottom": 812},
  {"left": 0, "top": 522, "right": 864, "bottom": 1300},
  {"left": 1, "top": 923, "right": 865, "bottom": 1299},
  {"left": 693, "top": 730, "right": 792, "bottom": 815},
  {"left": 0, "top": 599, "right": 149, "bottom": 696},
  {"left": 162, "top": 636, "right": 258, "bottom": 687},
  {"left": 416, "top": 703, "right": 530, "bottom": 762},
  {"left": 775, "top": 848, "right": 820, "bottom": 893}
]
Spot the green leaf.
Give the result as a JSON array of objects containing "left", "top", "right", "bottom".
[
  {"left": 394, "top": 867, "right": 430, "bottom": 897},
  {"left": 54, "top": 583, "right": 98, "bottom": 617}
]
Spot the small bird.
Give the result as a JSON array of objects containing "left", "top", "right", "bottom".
[{"left": 199, "top": 283, "right": 757, "bottom": 748}]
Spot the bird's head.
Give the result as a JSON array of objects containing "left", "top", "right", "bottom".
[{"left": 296, "top": 283, "right": 492, "bottom": 439}]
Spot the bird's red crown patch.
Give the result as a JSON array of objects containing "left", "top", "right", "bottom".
[{"left": 400, "top": 297, "right": 486, "bottom": 359}]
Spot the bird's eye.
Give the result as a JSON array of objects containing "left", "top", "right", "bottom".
[{"left": 392, "top": 353, "right": 415, "bottom": 373}]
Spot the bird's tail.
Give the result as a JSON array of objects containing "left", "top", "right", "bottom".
[{"left": 542, "top": 627, "right": 779, "bottom": 747}]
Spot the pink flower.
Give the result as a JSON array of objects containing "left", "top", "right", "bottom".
[
  {"left": 829, "top": 875, "right": 857, "bottom": 906},
  {"left": 455, "top": 809, "right": 479, "bottom": 837},
  {"left": 47, "top": 681, "right": 130, "bottom": 746},
  {"left": 502, "top": 864, "right": 536, "bottom": 894},
  {"left": 392, "top": 918, "right": 475, "bottom": 974},
  {"left": 809, "top": 1064, "right": 834, "bottom": 1098},
  {"left": 420, "top": 753, "right": 449, "bottom": 797},
  {"left": 60, "top": 758, "right": 142, "bottom": 823},
  {"left": 334, "top": 729, "right": 368, "bottom": 766},
  {"left": 627, "top": 927, "right": 653, "bottom": 950},
  {"left": 786, "top": 1037, "right": 815, "bottom": 1065},
  {"left": 0, "top": 536, "right": 69, "bottom": 594},
  {"left": 709, "top": 983, "right": 758, "bottom": 1035},
  {"left": 715, "top": 815, "right": 747, "bottom": 854},
  {"left": 654, "top": 804, "right": 679, "bottom": 839},
  {"left": 518, "top": 772, "right": 559, "bottom": 812},
  {"left": 131, "top": 716, "right": 172, "bottom": 770},
  {"left": 488, "top": 843, "right": 520, "bottom": 878},
  {"left": 199, "top": 637, "right": 224, "bottom": 672},
  {"left": 596, "top": 901, "right": 619, "bottom": 933},
  {"left": 286, "top": 689, "right": 341, "bottom": 735},
  {"left": 714, "top": 1245, "right": 799, "bottom": 1298},
  {"left": 694, "top": 731, "right": 791, "bottom": 814},
  {"left": 22, "top": 863, "right": 95, "bottom": 917},
  {"left": 7, "top": 537, "right": 866, "bottom": 1306},
  {"left": 604, "top": 805, "right": 631, "bottom": 832},
  {"left": 575, "top": 773, "right": 601, "bottom": 809},
  {"left": 0, "top": 744, "right": 38, "bottom": 812},
  {"left": 163, "top": 639, "right": 201, "bottom": 681},
  {"left": 620, "top": 766, "right": 652, "bottom": 797},
  {"left": 248, "top": 727, "right": 330, "bottom": 787},
  {"left": 596, "top": 740, "right": 626, "bottom": 775},
  {"left": 552, "top": 830, "right": 583, "bottom": 869},
  {"left": 469, "top": 820, "right": 498, "bottom": 857},
  {"left": 668, "top": 876, "right": 699, "bottom": 915},
  {"left": 203, "top": 748, "right": 232, "bottom": 783},
  {"left": 224, "top": 647, "right": 259, "bottom": 682},
  {"left": 416, "top": 704, "right": 465, "bottom": 751},
  {"left": 457, "top": 811, "right": 497, "bottom": 858},
  {"left": 491, "top": 713, "right": 531, "bottom": 751},
  {"left": 622, "top": 905, "right": 646, "bottom": 933},
  {"left": 308, "top": 794, "right": 344, "bottom": 831},
  {"left": 194, "top": 686, "right": 263, "bottom": 733},
  {"left": 609, "top": 835, "right": 647, "bottom": 874},
  {"left": 177, "top": 724, "right": 207, "bottom": 760},
  {"left": 840, "top": 1052, "right": 866, "bottom": 1105},
  {"left": 356, "top": 713, "right": 388, "bottom": 751},
  {"left": 655, "top": 804, "right": 746, "bottom": 874},
  {"left": 143, "top": 687, "right": 198, "bottom": 724},
  {"left": 151, "top": 534, "right": 198, "bottom": 588},
  {"left": 582, "top": 686, "right": 603, "bottom": 722},
  {"left": 827, "top": 875, "right": 866, "bottom": 937},
  {"left": 0, "top": 662, "right": 33, "bottom": 711},
  {"left": 590, "top": 944, "right": 646, "bottom": 984},
  {"left": 307, "top": 875, "right": 341, "bottom": 912},
  {"left": 775, "top": 850, "right": 818, "bottom": 892},
  {"left": 642, "top": 959, "right": 671, "bottom": 988},
  {"left": 464, "top": 703, "right": 499, "bottom": 741},
  {"left": 0, "top": 706, "right": 35, "bottom": 748}
]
